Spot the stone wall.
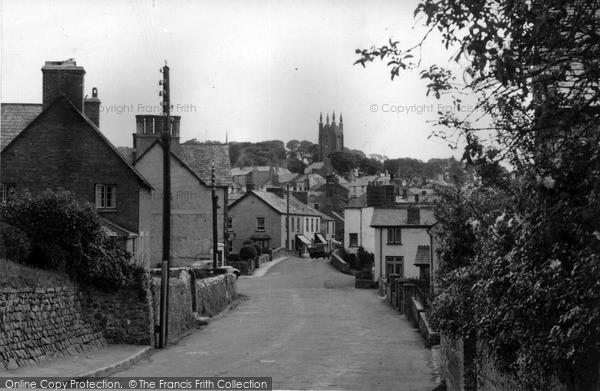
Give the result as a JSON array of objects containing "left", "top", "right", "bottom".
[
  {"left": 440, "top": 334, "right": 477, "bottom": 391},
  {"left": 271, "top": 247, "right": 296, "bottom": 260},
  {"left": 330, "top": 250, "right": 351, "bottom": 274},
  {"left": 150, "top": 268, "right": 237, "bottom": 341},
  {"left": 0, "top": 286, "right": 106, "bottom": 371},
  {"left": 80, "top": 285, "right": 154, "bottom": 346}
]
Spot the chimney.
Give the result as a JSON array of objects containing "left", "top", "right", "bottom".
[
  {"left": 134, "top": 115, "right": 181, "bottom": 157},
  {"left": 42, "top": 59, "right": 85, "bottom": 111},
  {"left": 84, "top": 87, "right": 101, "bottom": 127}
]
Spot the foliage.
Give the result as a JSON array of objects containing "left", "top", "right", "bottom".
[
  {"left": 0, "top": 222, "right": 32, "bottom": 264},
  {"left": 358, "top": 157, "right": 383, "bottom": 176},
  {"left": 0, "top": 190, "right": 143, "bottom": 290},
  {"left": 356, "top": 0, "right": 600, "bottom": 388},
  {"left": 253, "top": 243, "right": 262, "bottom": 256},
  {"left": 286, "top": 140, "right": 319, "bottom": 165},
  {"left": 355, "top": 246, "right": 374, "bottom": 272},
  {"left": 239, "top": 244, "right": 257, "bottom": 261},
  {"left": 229, "top": 140, "right": 286, "bottom": 167},
  {"left": 227, "top": 252, "right": 240, "bottom": 263},
  {"left": 242, "top": 239, "right": 254, "bottom": 246},
  {"left": 286, "top": 157, "right": 306, "bottom": 174},
  {"left": 329, "top": 150, "right": 357, "bottom": 177}
]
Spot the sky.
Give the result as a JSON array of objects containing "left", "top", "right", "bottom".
[{"left": 1, "top": 0, "right": 472, "bottom": 162}]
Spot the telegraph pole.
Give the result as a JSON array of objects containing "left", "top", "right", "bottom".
[
  {"left": 212, "top": 164, "right": 219, "bottom": 270},
  {"left": 286, "top": 183, "right": 290, "bottom": 250},
  {"left": 159, "top": 62, "right": 171, "bottom": 348}
]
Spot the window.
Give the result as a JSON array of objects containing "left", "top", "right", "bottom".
[
  {"left": 95, "top": 184, "right": 116, "bottom": 209},
  {"left": 290, "top": 217, "right": 294, "bottom": 231},
  {"left": 349, "top": 233, "right": 358, "bottom": 247},
  {"left": 227, "top": 217, "right": 233, "bottom": 231},
  {"left": 385, "top": 256, "right": 404, "bottom": 277},
  {"left": 387, "top": 228, "right": 401, "bottom": 244},
  {"left": 314, "top": 203, "right": 319, "bottom": 210},
  {"left": 306, "top": 218, "right": 309, "bottom": 231},
  {"left": 311, "top": 219, "right": 314, "bottom": 231},
  {"left": 0, "top": 183, "right": 15, "bottom": 202},
  {"left": 257, "top": 217, "right": 265, "bottom": 231},
  {"left": 297, "top": 217, "right": 300, "bottom": 231}
]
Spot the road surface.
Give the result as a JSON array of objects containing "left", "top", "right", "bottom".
[{"left": 118, "top": 257, "right": 437, "bottom": 390}]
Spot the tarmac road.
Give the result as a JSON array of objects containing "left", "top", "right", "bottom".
[{"left": 117, "top": 257, "right": 437, "bottom": 390}]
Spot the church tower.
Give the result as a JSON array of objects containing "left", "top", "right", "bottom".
[{"left": 318, "top": 111, "right": 343, "bottom": 161}]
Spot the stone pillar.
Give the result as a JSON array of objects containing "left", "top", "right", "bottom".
[{"left": 402, "top": 283, "right": 415, "bottom": 322}]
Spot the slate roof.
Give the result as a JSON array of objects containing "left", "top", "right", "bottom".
[
  {"left": 116, "top": 146, "right": 135, "bottom": 163},
  {"left": 231, "top": 166, "right": 291, "bottom": 176},
  {"left": 313, "top": 208, "right": 334, "bottom": 221},
  {"left": 233, "top": 190, "right": 321, "bottom": 217},
  {"left": 414, "top": 245, "right": 430, "bottom": 265},
  {"left": 370, "top": 207, "right": 436, "bottom": 227},
  {"left": 277, "top": 173, "right": 300, "bottom": 184},
  {"left": 1, "top": 103, "right": 43, "bottom": 150},
  {"left": 3, "top": 95, "right": 152, "bottom": 189},
  {"left": 177, "top": 143, "right": 232, "bottom": 186}
]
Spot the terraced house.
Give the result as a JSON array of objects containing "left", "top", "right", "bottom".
[{"left": 228, "top": 189, "right": 323, "bottom": 254}]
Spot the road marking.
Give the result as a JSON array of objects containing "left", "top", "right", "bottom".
[
  {"left": 185, "top": 351, "right": 209, "bottom": 355},
  {"left": 260, "top": 360, "right": 276, "bottom": 363}
]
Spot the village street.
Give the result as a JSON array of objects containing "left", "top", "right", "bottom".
[{"left": 118, "top": 258, "right": 437, "bottom": 390}]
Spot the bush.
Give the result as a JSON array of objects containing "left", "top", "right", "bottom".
[
  {"left": 0, "top": 190, "right": 143, "bottom": 290},
  {"left": 240, "top": 245, "right": 257, "bottom": 261},
  {"left": 356, "top": 246, "right": 375, "bottom": 272},
  {"left": 253, "top": 244, "right": 262, "bottom": 256},
  {"left": 0, "top": 222, "right": 31, "bottom": 263},
  {"left": 242, "top": 239, "right": 254, "bottom": 246},
  {"left": 227, "top": 252, "right": 240, "bottom": 263}
]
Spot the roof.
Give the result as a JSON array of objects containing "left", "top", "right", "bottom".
[
  {"left": 304, "top": 162, "right": 325, "bottom": 173},
  {"left": 177, "top": 143, "right": 232, "bottom": 186},
  {"left": 313, "top": 208, "right": 334, "bottom": 221},
  {"left": 346, "top": 175, "right": 379, "bottom": 188},
  {"left": 1, "top": 103, "right": 43, "bottom": 150},
  {"left": 277, "top": 173, "right": 300, "bottom": 184},
  {"left": 231, "top": 166, "right": 291, "bottom": 176},
  {"left": 116, "top": 146, "right": 135, "bottom": 163},
  {"left": 414, "top": 245, "right": 430, "bottom": 265},
  {"left": 3, "top": 95, "right": 152, "bottom": 189},
  {"left": 346, "top": 193, "right": 367, "bottom": 208},
  {"left": 370, "top": 207, "right": 436, "bottom": 227},
  {"left": 101, "top": 218, "right": 137, "bottom": 238},
  {"left": 331, "top": 211, "right": 345, "bottom": 222},
  {"left": 231, "top": 190, "right": 321, "bottom": 217}
]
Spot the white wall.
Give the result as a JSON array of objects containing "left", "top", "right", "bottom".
[
  {"left": 373, "top": 227, "right": 431, "bottom": 280},
  {"left": 344, "top": 207, "right": 375, "bottom": 254}
]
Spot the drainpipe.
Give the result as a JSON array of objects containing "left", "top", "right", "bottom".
[{"left": 379, "top": 228, "right": 383, "bottom": 279}]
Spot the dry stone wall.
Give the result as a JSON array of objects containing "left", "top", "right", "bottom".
[{"left": 0, "top": 286, "right": 106, "bottom": 371}]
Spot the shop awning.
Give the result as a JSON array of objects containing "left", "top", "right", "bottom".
[
  {"left": 296, "top": 235, "right": 311, "bottom": 245},
  {"left": 315, "top": 233, "right": 327, "bottom": 243}
]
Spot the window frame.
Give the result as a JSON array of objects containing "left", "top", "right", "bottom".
[
  {"left": 256, "top": 217, "right": 266, "bottom": 231},
  {"left": 349, "top": 233, "right": 358, "bottom": 247},
  {"left": 387, "top": 227, "right": 402, "bottom": 244},
  {"left": 385, "top": 256, "right": 404, "bottom": 277},
  {"left": 95, "top": 184, "right": 117, "bottom": 210}
]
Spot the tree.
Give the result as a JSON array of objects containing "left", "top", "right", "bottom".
[
  {"left": 356, "top": 1, "right": 600, "bottom": 389},
  {"left": 329, "top": 151, "right": 357, "bottom": 177},
  {"left": 358, "top": 157, "right": 383, "bottom": 176},
  {"left": 286, "top": 139, "right": 318, "bottom": 165}
]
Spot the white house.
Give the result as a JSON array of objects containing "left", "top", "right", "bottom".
[
  {"left": 370, "top": 206, "right": 436, "bottom": 283},
  {"left": 343, "top": 194, "right": 375, "bottom": 254}
]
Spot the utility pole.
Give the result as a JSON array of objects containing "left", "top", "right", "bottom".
[
  {"left": 286, "top": 183, "right": 290, "bottom": 250},
  {"left": 212, "top": 164, "right": 219, "bottom": 270},
  {"left": 159, "top": 62, "right": 171, "bottom": 348}
]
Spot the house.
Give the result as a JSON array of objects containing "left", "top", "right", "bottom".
[
  {"left": 314, "top": 208, "right": 336, "bottom": 253},
  {"left": 343, "top": 193, "right": 375, "bottom": 254},
  {"left": 228, "top": 189, "right": 323, "bottom": 254},
  {"left": 132, "top": 116, "right": 232, "bottom": 268},
  {"left": 231, "top": 166, "right": 291, "bottom": 192},
  {"left": 370, "top": 205, "right": 436, "bottom": 284},
  {"left": 0, "top": 60, "right": 153, "bottom": 262}
]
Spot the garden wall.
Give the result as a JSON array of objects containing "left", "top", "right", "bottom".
[
  {"left": 0, "top": 286, "right": 106, "bottom": 371},
  {"left": 149, "top": 268, "right": 237, "bottom": 340}
]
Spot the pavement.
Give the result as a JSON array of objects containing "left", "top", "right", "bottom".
[{"left": 0, "top": 257, "right": 291, "bottom": 380}]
